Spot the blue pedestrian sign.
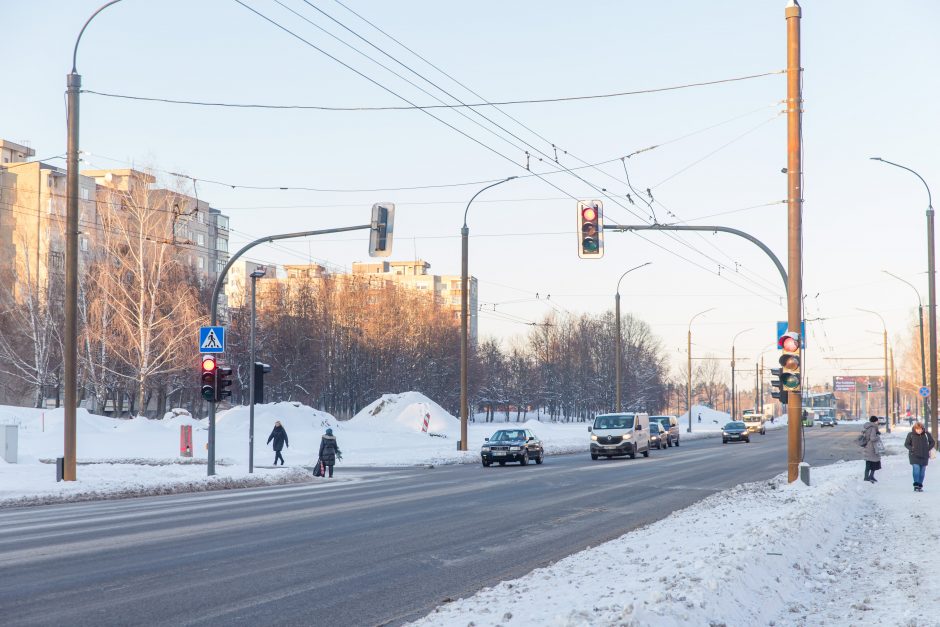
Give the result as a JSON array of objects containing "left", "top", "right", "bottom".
[
  {"left": 920, "top": 386, "right": 930, "bottom": 398},
  {"left": 199, "top": 326, "right": 225, "bottom": 354}
]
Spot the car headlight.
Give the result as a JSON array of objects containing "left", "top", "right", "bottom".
[
  {"left": 482, "top": 447, "right": 490, "bottom": 452},
  {"left": 623, "top": 433, "right": 632, "bottom": 440},
  {"left": 591, "top": 434, "right": 598, "bottom": 441},
  {"left": 510, "top": 446, "right": 522, "bottom": 451},
  {"left": 722, "top": 432, "right": 729, "bottom": 436}
]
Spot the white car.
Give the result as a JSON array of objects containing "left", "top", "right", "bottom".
[{"left": 589, "top": 412, "right": 650, "bottom": 460}]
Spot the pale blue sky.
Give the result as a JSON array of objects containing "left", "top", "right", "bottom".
[{"left": 3, "top": 1, "right": 939, "bottom": 389}]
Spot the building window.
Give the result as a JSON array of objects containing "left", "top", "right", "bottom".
[
  {"left": 197, "top": 233, "right": 205, "bottom": 247},
  {"left": 80, "top": 187, "right": 90, "bottom": 201},
  {"left": 197, "top": 211, "right": 204, "bottom": 224},
  {"left": 216, "top": 215, "right": 229, "bottom": 231},
  {"left": 198, "top": 257, "right": 205, "bottom": 270},
  {"left": 216, "top": 238, "right": 228, "bottom": 252},
  {"left": 80, "top": 237, "right": 88, "bottom": 252}
]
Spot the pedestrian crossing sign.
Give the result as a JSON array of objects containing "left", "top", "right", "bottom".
[{"left": 199, "top": 326, "right": 225, "bottom": 354}]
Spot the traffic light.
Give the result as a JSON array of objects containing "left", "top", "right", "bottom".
[
  {"left": 778, "top": 331, "right": 801, "bottom": 393},
  {"left": 216, "top": 365, "right": 233, "bottom": 402},
  {"left": 253, "top": 362, "right": 272, "bottom": 404},
  {"left": 201, "top": 357, "right": 217, "bottom": 402},
  {"left": 770, "top": 367, "right": 787, "bottom": 405},
  {"left": 369, "top": 202, "right": 395, "bottom": 257},
  {"left": 577, "top": 200, "right": 604, "bottom": 259}
]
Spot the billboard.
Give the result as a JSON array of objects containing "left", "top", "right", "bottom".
[{"left": 833, "top": 376, "right": 885, "bottom": 393}]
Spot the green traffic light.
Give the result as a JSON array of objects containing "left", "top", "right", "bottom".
[
  {"left": 781, "top": 373, "right": 800, "bottom": 390},
  {"left": 583, "top": 238, "right": 599, "bottom": 252}
]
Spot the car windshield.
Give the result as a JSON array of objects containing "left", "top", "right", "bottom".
[
  {"left": 490, "top": 430, "right": 526, "bottom": 441},
  {"left": 724, "top": 422, "right": 746, "bottom": 430},
  {"left": 652, "top": 417, "right": 671, "bottom": 428},
  {"left": 593, "top": 415, "right": 635, "bottom": 430},
  {"left": 649, "top": 423, "right": 660, "bottom": 433}
]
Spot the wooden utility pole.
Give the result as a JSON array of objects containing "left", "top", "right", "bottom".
[{"left": 785, "top": 0, "right": 804, "bottom": 483}]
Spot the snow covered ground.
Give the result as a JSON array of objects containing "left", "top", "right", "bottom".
[{"left": 411, "top": 427, "right": 939, "bottom": 627}]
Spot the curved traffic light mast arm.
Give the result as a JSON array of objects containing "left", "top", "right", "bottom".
[{"left": 605, "top": 224, "right": 788, "bottom": 297}]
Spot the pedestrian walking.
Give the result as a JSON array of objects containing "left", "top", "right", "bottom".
[
  {"left": 318, "top": 428, "right": 342, "bottom": 478},
  {"left": 904, "top": 421, "right": 936, "bottom": 492},
  {"left": 266, "top": 420, "right": 289, "bottom": 465},
  {"left": 860, "top": 416, "right": 884, "bottom": 483},
  {"left": 697, "top": 413, "right": 701, "bottom": 424}
]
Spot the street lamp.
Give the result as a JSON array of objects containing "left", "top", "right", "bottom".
[
  {"left": 871, "top": 157, "right": 936, "bottom": 442},
  {"left": 615, "top": 262, "right": 652, "bottom": 411},
  {"left": 883, "top": 270, "right": 928, "bottom": 428},
  {"left": 687, "top": 308, "right": 716, "bottom": 432},
  {"left": 460, "top": 176, "right": 516, "bottom": 451},
  {"left": 857, "top": 307, "right": 891, "bottom": 434},
  {"left": 248, "top": 266, "right": 267, "bottom": 473},
  {"left": 730, "top": 328, "right": 753, "bottom": 421}
]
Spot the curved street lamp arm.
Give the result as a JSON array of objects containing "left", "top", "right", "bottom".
[
  {"left": 856, "top": 307, "right": 887, "bottom": 331},
  {"left": 616, "top": 262, "right": 652, "bottom": 295},
  {"left": 732, "top": 328, "right": 754, "bottom": 344},
  {"left": 870, "top": 157, "right": 933, "bottom": 210},
  {"left": 463, "top": 176, "right": 517, "bottom": 228},
  {"left": 689, "top": 307, "right": 717, "bottom": 333},
  {"left": 882, "top": 270, "right": 923, "bottom": 308},
  {"left": 73, "top": 0, "right": 125, "bottom": 73}
]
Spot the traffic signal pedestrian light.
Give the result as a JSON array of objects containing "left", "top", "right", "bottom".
[
  {"left": 201, "top": 357, "right": 217, "bottom": 402},
  {"left": 253, "top": 362, "right": 272, "bottom": 404},
  {"left": 369, "top": 202, "right": 395, "bottom": 257},
  {"left": 577, "top": 200, "right": 604, "bottom": 259},
  {"left": 778, "top": 331, "right": 801, "bottom": 392},
  {"left": 770, "top": 367, "right": 787, "bottom": 405},
  {"left": 216, "top": 366, "right": 233, "bottom": 402}
]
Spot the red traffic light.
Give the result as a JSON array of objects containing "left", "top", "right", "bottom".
[
  {"left": 202, "top": 356, "right": 217, "bottom": 371},
  {"left": 778, "top": 332, "right": 800, "bottom": 353},
  {"left": 581, "top": 206, "right": 597, "bottom": 222}
]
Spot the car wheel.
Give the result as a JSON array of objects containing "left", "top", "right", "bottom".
[
  {"left": 536, "top": 453, "right": 543, "bottom": 464},
  {"left": 642, "top": 447, "right": 650, "bottom": 458},
  {"left": 745, "top": 438, "right": 750, "bottom": 443},
  {"left": 676, "top": 438, "right": 680, "bottom": 447},
  {"left": 591, "top": 454, "right": 598, "bottom": 460},
  {"left": 629, "top": 449, "right": 636, "bottom": 459},
  {"left": 520, "top": 453, "right": 529, "bottom": 466},
  {"left": 482, "top": 461, "right": 490, "bottom": 467},
  {"left": 723, "top": 439, "right": 728, "bottom": 444},
  {"left": 606, "top": 455, "right": 613, "bottom": 459},
  {"left": 498, "top": 461, "right": 506, "bottom": 466}
]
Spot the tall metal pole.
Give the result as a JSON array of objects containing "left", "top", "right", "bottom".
[
  {"left": 687, "top": 308, "right": 715, "bottom": 432},
  {"left": 884, "top": 329, "right": 890, "bottom": 433},
  {"left": 760, "top": 355, "right": 765, "bottom": 415},
  {"left": 460, "top": 177, "right": 515, "bottom": 451},
  {"left": 871, "top": 159, "right": 936, "bottom": 443},
  {"left": 731, "top": 345, "right": 736, "bottom": 421},
  {"left": 883, "top": 271, "right": 928, "bottom": 425},
  {"left": 890, "top": 347, "right": 896, "bottom": 425},
  {"left": 248, "top": 275, "right": 257, "bottom": 474},
  {"left": 64, "top": 72, "right": 80, "bottom": 482},
  {"left": 785, "top": 0, "right": 804, "bottom": 483},
  {"left": 614, "top": 262, "right": 651, "bottom": 412},
  {"left": 755, "top": 362, "right": 760, "bottom": 413}
]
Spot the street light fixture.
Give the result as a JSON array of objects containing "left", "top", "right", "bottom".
[
  {"left": 871, "top": 157, "right": 936, "bottom": 442},
  {"left": 614, "top": 262, "right": 652, "bottom": 411},
  {"left": 248, "top": 266, "right": 267, "bottom": 473},
  {"left": 883, "top": 270, "right": 928, "bottom": 428},
  {"left": 460, "top": 176, "right": 517, "bottom": 451},
  {"left": 687, "top": 308, "right": 716, "bottom": 433},
  {"left": 857, "top": 307, "right": 891, "bottom": 434},
  {"left": 730, "top": 328, "right": 753, "bottom": 420}
]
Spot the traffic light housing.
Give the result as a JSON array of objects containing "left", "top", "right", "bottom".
[
  {"left": 201, "top": 357, "right": 217, "bottom": 403},
  {"left": 770, "top": 368, "right": 787, "bottom": 405},
  {"left": 577, "top": 200, "right": 604, "bottom": 259},
  {"left": 778, "top": 331, "right": 801, "bottom": 392},
  {"left": 253, "top": 362, "right": 272, "bottom": 404},
  {"left": 216, "top": 365, "right": 233, "bottom": 402},
  {"left": 369, "top": 202, "right": 395, "bottom": 257}
]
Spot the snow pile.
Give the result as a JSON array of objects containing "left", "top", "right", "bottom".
[
  {"left": 412, "top": 429, "right": 937, "bottom": 627},
  {"left": 355, "top": 392, "right": 458, "bottom": 436}
]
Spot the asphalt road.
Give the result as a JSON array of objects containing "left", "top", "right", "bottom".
[{"left": 0, "top": 425, "right": 863, "bottom": 626}]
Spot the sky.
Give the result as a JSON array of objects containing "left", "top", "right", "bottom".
[{"left": 2, "top": 0, "right": 939, "bottom": 393}]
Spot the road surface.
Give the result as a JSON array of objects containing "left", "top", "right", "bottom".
[{"left": 0, "top": 425, "right": 863, "bottom": 626}]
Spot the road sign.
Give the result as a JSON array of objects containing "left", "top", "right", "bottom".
[
  {"left": 776, "top": 321, "right": 807, "bottom": 349},
  {"left": 920, "top": 386, "right": 931, "bottom": 398},
  {"left": 199, "top": 326, "right": 225, "bottom": 354}
]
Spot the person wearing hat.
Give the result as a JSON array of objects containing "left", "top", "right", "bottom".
[
  {"left": 861, "top": 416, "right": 883, "bottom": 483},
  {"left": 318, "top": 428, "right": 342, "bottom": 478},
  {"left": 904, "top": 421, "right": 936, "bottom": 492},
  {"left": 266, "top": 420, "right": 289, "bottom": 465}
]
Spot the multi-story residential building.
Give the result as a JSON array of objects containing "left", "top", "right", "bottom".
[{"left": 0, "top": 141, "right": 98, "bottom": 304}]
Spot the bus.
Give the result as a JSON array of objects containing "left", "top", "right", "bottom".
[{"left": 800, "top": 408, "right": 815, "bottom": 427}]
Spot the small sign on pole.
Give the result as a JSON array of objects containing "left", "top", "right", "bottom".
[
  {"left": 920, "top": 386, "right": 931, "bottom": 398},
  {"left": 199, "top": 326, "right": 225, "bottom": 354}
]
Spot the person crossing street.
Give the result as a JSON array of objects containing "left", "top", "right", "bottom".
[{"left": 266, "top": 420, "right": 289, "bottom": 466}]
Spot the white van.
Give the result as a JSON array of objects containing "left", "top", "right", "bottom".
[{"left": 588, "top": 412, "right": 650, "bottom": 460}]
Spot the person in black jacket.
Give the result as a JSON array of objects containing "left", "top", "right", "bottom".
[
  {"left": 266, "top": 421, "right": 289, "bottom": 465},
  {"left": 905, "top": 421, "right": 936, "bottom": 492},
  {"left": 318, "top": 428, "right": 342, "bottom": 478}
]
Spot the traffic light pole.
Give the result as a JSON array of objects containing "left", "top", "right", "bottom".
[
  {"left": 785, "top": 0, "right": 804, "bottom": 483},
  {"left": 615, "top": 263, "right": 652, "bottom": 412},
  {"left": 206, "top": 224, "right": 370, "bottom": 476}
]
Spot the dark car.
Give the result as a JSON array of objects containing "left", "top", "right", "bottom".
[
  {"left": 722, "top": 421, "right": 750, "bottom": 444},
  {"left": 649, "top": 422, "right": 668, "bottom": 450},
  {"left": 818, "top": 416, "right": 836, "bottom": 428},
  {"left": 481, "top": 429, "right": 544, "bottom": 467},
  {"left": 651, "top": 415, "right": 680, "bottom": 447}
]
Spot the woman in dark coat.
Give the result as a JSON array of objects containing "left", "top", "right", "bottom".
[
  {"left": 318, "top": 428, "right": 342, "bottom": 478},
  {"left": 861, "top": 416, "right": 883, "bottom": 483},
  {"left": 266, "top": 420, "right": 289, "bottom": 465},
  {"left": 904, "top": 421, "right": 936, "bottom": 492}
]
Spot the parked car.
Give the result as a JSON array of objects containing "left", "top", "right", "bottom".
[
  {"left": 649, "top": 421, "right": 668, "bottom": 450},
  {"left": 650, "top": 415, "right": 680, "bottom": 447},
  {"left": 481, "top": 429, "right": 544, "bottom": 467},
  {"left": 722, "top": 421, "right": 750, "bottom": 444},
  {"left": 589, "top": 412, "right": 650, "bottom": 460},
  {"left": 818, "top": 416, "right": 836, "bottom": 427}
]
